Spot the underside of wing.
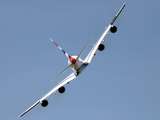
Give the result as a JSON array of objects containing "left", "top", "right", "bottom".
[
  {"left": 39, "top": 72, "right": 76, "bottom": 102},
  {"left": 18, "top": 73, "right": 76, "bottom": 118},
  {"left": 84, "top": 24, "right": 112, "bottom": 63},
  {"left": 84, "top": 2, "right": 126, "bottom": 64}
]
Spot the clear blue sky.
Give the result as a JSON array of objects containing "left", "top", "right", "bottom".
[{"left": 0, "top": 0, "right": 159, "bottom": 120}]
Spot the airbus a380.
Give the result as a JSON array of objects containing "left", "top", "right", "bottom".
[{"left": 18, "top": 2, "right": 126, "bottom": 118}]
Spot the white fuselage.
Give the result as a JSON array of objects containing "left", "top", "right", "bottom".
[
  {"left": 68, "top": 56, "right": 83, "bottom": 71},
  {"left": 68, "top": 56, "right": 88, "bottom": 76}
]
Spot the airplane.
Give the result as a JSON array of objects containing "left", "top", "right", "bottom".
[{"left": 18, "top": 2, "right": 126, "bottom": 118}]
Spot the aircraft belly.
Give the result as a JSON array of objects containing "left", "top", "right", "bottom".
[
  {"left": 76, "top": 63, "right": 88, "bottom": 76},
  {"left": 73, "top": 62, "right": 83, "bottom": 71}
]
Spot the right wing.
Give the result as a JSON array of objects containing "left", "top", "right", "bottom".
[
  {"left": 84, "top": 2, "right": 126, "bottom": 63},
  {"left": 84, "top": 24, "right": 112, "bottom": 63},
  {"left": 18, "top": 72, "right": 76, "bottom": 118}
]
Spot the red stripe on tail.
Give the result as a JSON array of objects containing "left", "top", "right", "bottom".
[{"left": 52, "top": 41, "right": 58, "bottom": 47}]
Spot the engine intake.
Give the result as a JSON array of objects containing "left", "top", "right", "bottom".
[
  {"left": 41, "top": 100, "right": 48, "bottom": 107},
  {"left": 98, "top": 44, "right": 105, "bottom": 51},
  {"left": 110, "top": 26, "right": 117, "bottom": 33},
  {"left": 58, "top": 86, "right": 65, "bottom": 93}
]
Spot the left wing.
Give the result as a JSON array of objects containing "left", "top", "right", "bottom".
[
  {"left": 39, "top": 72, "right": 76, "bottom": 102},
  {"left": 18, "top": 72, "right": 76, "bottom": 118}
]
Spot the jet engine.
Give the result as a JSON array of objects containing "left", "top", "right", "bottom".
[
  {"left": 41, "top": 100, "right": 48, "bottom": 107},
  {"left": 98, "top": 44, "right": 105, "bottom": 51},
  {"left": 110, "top": 26, "right": 117, "bottom": 33},
  {"left": 58, "top": 86, "right": 65, "bottom": 93}
]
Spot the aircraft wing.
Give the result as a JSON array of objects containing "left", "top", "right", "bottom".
[
  {"left": 84, "top": 2, "right": 126, "bottom": 63},
  {"left": 84, "top": 24, "right": 112, "bottom": 63},
  {"left": 18, "top": 72, "right": 76, "bottom": 118},
  {"left": 39, "top": 72, "right": 76, "bottom": 102}
]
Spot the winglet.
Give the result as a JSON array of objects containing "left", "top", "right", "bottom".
[
  {"left": 110, "top": 2, "right": 126, "bottom": 25},
  {"left": 84, "top": 2, "right": 126, "bottom": 64},
  {"left": 17, "top": 101, "right": 40, "bottom": 118}
]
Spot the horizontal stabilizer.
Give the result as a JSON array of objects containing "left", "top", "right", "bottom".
[
  {"left": 51, "top": 65, "right": 71, "bottom": 82},
  {"left": 76, "top": 38, "right": 92, "bottom": 61},
  {"left": 110, "top": 2, "right": 126, "bottom": 25}
]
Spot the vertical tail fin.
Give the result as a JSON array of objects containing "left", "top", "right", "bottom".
[
  {"left": 50, "top": 38, "right": 76, "bottom": 64},
  {"left": 50, "top": 38, "right": 70, "bottom": 59}
]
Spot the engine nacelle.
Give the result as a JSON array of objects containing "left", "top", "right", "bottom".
[
  {"left": 41, "top": 100, "right": 48, "bottom": 107},
  {"left": 58, "top": 86, "right": 65, "bottom": 93},
  {"left": 110, "top": 26, "right": 117, "bottom": 33},
  {"left": 98, "top": 44, "right": 105, "bottom": 51}
]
